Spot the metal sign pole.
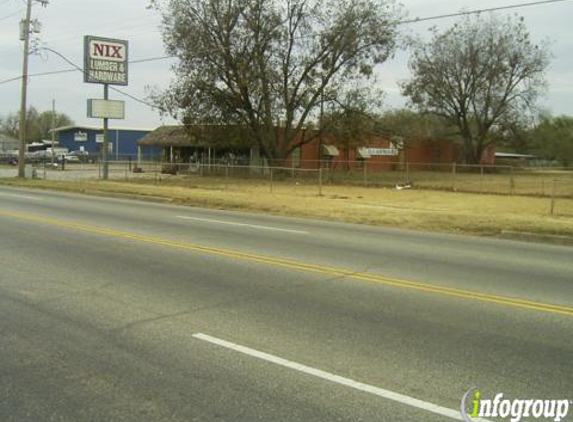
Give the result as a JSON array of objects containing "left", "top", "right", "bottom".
[
  {"left": 84, "top": 36, "right": 128, "bottom": 178},
  {"left": 103, "top": 84, "right": 109, "bottom": 180}
]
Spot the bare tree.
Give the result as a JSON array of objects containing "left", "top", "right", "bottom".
[
  {"left": 1, "top": 107, "right": 73, "bottom": 143},
  {"left": 401, "top": 14, "right": 550, "bottom": 164},
  {"left": 150, "top": 0, "right": 402, "bottom": 164}
]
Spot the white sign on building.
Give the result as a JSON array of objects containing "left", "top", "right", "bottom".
[
  {"left": 367, "top": 148, "right": 399, "bottom": 156},
  {"left": 74, "top": 131, "right": 88, "bottom": 142}
]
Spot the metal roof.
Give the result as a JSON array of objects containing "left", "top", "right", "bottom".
[
  {"left": 495, "top": 152, "right": 536, "bottom": 159},
  {"left": 321, "top": 144, "right": 340, "bottom": 156},
  {"left": 50, "top": 125, "right": 155, "bottom": 133},
  {"left": 357, "top": 147, "right": 371, "bottom": 159}
]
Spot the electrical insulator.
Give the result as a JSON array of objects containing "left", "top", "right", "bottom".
[{"left": 32, "top": 19, "right": 42, "bottom": 33}]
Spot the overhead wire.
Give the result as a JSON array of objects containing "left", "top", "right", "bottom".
[
  {"left": 0, "top": 8, "right": 23, "bottom": 22},
  {"left": 32, "top": 47, "right": 162, "bottom": 110},
  {"left": 398, "top": 0, "right": 572, "bottom": 24},
  {"left": 0, "top": 0, "right": 571, "bottom": 94},
  {"left": 0, "top": 0, "right": 40, "bottom": 22}
]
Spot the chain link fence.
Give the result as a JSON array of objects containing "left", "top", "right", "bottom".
[{"left": 1, "top": 159, "right": 571, "bottom": 212}]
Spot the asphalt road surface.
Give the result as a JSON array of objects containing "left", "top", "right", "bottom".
[{"left": 0, "top": 185, "right": 571, "bottom": 422}]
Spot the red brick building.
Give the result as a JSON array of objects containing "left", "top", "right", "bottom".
[
  {"left": 139, "top": 125, "right": 465, "bottom": 168},
  {"left": 288, "top": 133, "right": 462, "bottom": 169}
]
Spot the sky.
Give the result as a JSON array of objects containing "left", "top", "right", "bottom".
[{"left": 0, "top": 0, "right": 572, "bottom": 131}]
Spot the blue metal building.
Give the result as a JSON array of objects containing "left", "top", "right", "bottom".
[{"left": 52, "top": 125, "right": 160, "bottom": 160}]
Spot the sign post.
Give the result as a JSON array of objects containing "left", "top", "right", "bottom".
[
  {"left": 103, "top": 84, "right": 109, "bottom": 179},
  {"left": 83, "top": 35, "right": 128, "bottom": 180}
]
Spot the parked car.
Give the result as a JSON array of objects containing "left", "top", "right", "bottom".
[
  {"left": 63, "top": 153, "right": 80, "bottom": 163},
  {"left": 64, "top": 151, "right": 97, "bottom": 164}
]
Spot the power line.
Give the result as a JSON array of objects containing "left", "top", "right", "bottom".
[
  {"left": 41, "top": 17, "right": 161, "bottom": 48},
  {"left": 399, "top": 0, "right": 572, "bottom": 25},
  {"left": 0, "top": 0, "right": 570, "bottom": 86},
  {"left": 130, "top": 55, "right": 172, "bottom": 64},
  {"left": 0, "top": 8, "right": 23, "bottom": 22},
  {"left": 0, "top": 55, "right": 174, "bottom": 85},
  {"left": 34, "top": 47, "right": 162, "bottom": 110},
  {"left": 0, "top": 0, "right": 40, "bottom": 21}
]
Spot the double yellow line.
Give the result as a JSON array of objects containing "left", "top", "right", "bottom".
[{"left": 1, "top": 208, "right": 572, "bottom": 318}]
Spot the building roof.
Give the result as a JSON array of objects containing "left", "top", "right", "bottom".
[
  {"left": 51, "top": 125, "right": 155, "bottom": 133},
  {"left": 357, "top": 147, "right": 372, "bottom": 159},
  {"left": 495, "top": 152, "right": 536, "bottom": 159},
  {"left": 321, "top": 144, "right": 340, "bottom": 157},
  {"left": 138, "top": 125, "right": 255, "bottom": 149},
  {"left": 138, "top": 126, "right": 197, "bottom": 147}
]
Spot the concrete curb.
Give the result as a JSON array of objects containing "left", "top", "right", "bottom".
[{"left": 500, "top": 230, "right": 573, "bottom": 246}]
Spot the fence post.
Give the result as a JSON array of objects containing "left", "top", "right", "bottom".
[
  {"left": 125, "top": 161, "right": 128, "bottom": 181},
  {"left": 509, "top": 166, "right": 515, "bottom": 196},
  {"left": 363, "top": 161, "right": 368, "bottom": 188},
  {"left": 480, "top": 166, "right": 484, "bottom": 194},
  {"left": 318, "top": 167, "right": 323, "bottom": 196},
  {"left": 225, "top": 164, "right": 229, "bottom": 190},
  {"left": 270, "top": 167, "right": 273, "bottom": 193},
  {"left": 406, "top": 162, "right": 410, "bottom": 183},
  {"left": 550, "top": 179, "right": 556, "bottom": 215},
  {"left": 452, "top": 162, "right": 457, "bottom": 191},
  {"left": 98, "top": 161, "right": 101, "bottom": 179}
]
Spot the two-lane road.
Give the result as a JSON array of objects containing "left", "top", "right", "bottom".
[{"left": 0, "top": 186, "right": 571, "bottom": 421}]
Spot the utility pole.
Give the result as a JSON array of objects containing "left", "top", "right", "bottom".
[
  {"left": 318, "top": 89, "right": 324, "bottom": 170},
  {"left": 51, "top": 99, "right": 56, "bottom": 166},
  {"left": 17, "top": 0, "right": 49, "bottom": 178},
  {"left": 17, "top": 0, "right": 33, "bottom": 179}
]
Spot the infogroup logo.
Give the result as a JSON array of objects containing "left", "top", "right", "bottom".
[{"left": 461, "top": 387, "right": 571, "bottom": 422}]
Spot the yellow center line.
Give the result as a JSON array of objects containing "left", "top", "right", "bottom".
[{"left": 1, "top": 209, "right": 572, "bottom": 318}]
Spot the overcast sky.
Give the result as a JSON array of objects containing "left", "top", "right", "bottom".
[{"left": 1, "top": 0, "right": 571, "bottom": 130}]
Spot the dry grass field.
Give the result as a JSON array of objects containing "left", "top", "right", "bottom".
[{"left": 1, "top": 176, "right": 572, "bottom": 239}]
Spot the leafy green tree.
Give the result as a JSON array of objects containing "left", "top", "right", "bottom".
[
  {"left": 373, "top": 109, "right": 454, "bottom": 145},
  {"left": 149, "top": 0, "right": 403, "bottom": 164},
  {"left": 322, "top": 88, "right": 380, "bottom": 168},
  {"left": 36, "top": 110, "right": 73, "bottom": 141},
  {"left": 402, "top": 14, "right": 550, "bottom": 163},
  {"left": 531, "top": 115, "right": 573, "bottom": 166}
]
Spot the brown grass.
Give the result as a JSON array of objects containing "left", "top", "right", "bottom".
[{"left": 1, "top": 176, "right": 572, "bottom": 238}]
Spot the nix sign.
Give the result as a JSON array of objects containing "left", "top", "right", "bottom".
[{"left": 84, "top": 35, "right": 128, "bottom": 86}]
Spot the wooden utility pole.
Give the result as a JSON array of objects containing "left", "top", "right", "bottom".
[
  {"left": 17, "top": 0, "right": 33, "bottom": 178},
  {"left": 51, "top": 99, "right": 56, "bottom": 165}
]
